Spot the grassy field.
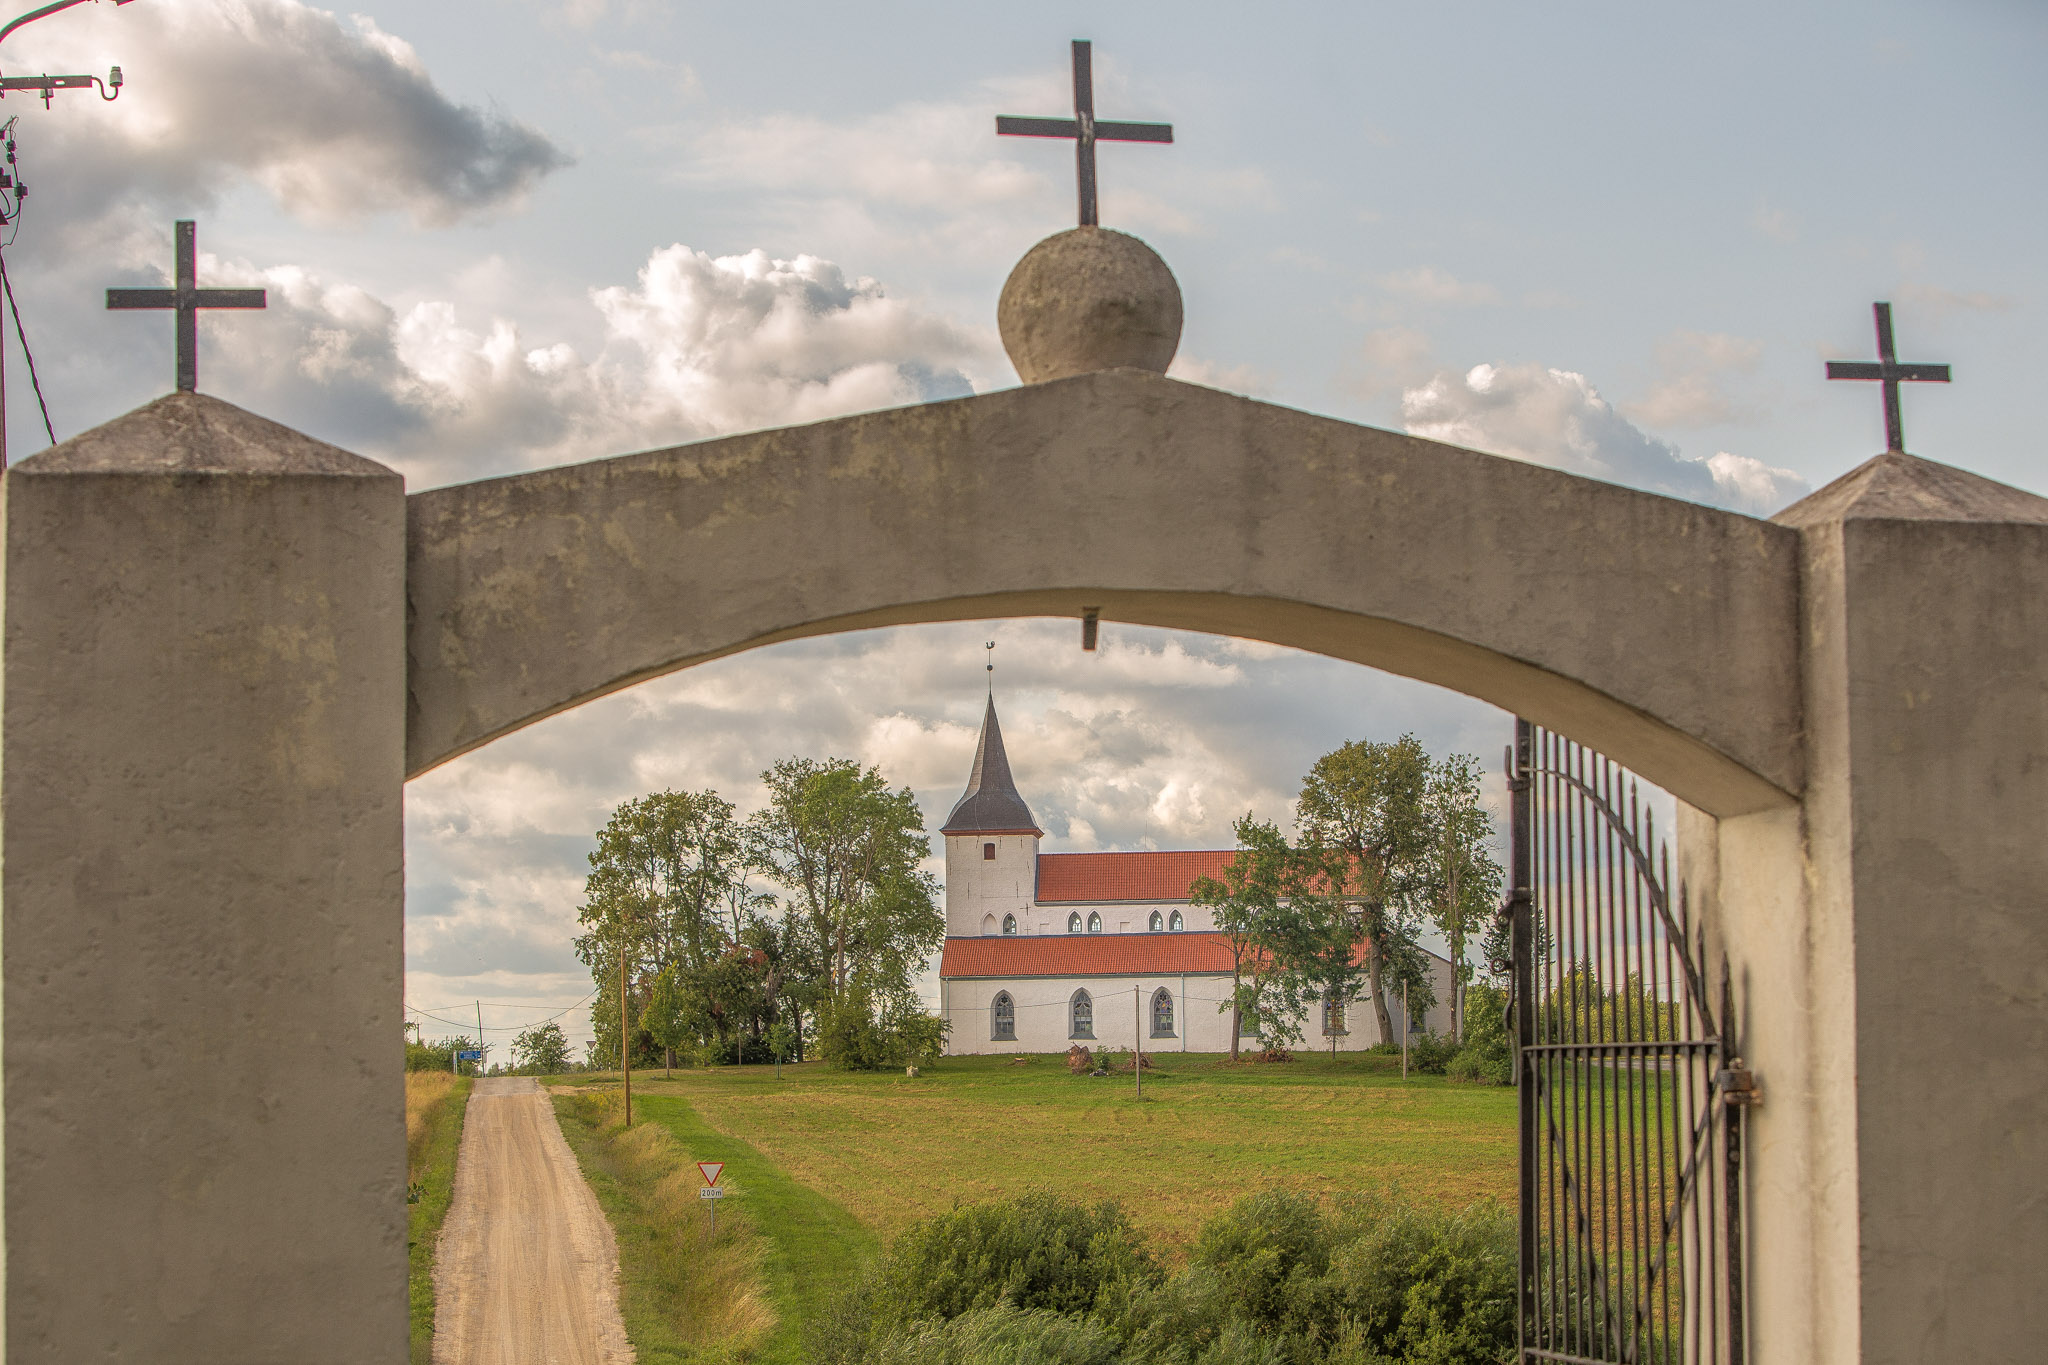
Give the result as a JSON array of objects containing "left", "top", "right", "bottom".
[
  {"left": 576, "top": 1051, "right": 1514, "bottom": 1261},
  {"left": 405, "top": 1071, "right": 472, "bottom": 1364}
]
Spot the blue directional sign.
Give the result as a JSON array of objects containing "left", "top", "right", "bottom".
[{"left": 456, "top": 1049, "right": 483, "bottom": 1061}]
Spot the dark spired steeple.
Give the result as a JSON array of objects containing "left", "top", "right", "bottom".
[{"left": 942, "top": 697, "right": 1042, "bottom": 835}]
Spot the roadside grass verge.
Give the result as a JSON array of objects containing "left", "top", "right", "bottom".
[
  {"left": 556, "top": 1087, "right": 845, "bottom": 1363},
  {"left": 603, "top": 1050, "right": 1514, "bottom": 1260},
  {"left": 405, "top": 1071, "right": 471, "bottom": 1365}
]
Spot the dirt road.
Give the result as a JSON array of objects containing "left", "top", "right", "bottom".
[{"left": 433, "top": 1077, "right": 634, "bottom": 1365}]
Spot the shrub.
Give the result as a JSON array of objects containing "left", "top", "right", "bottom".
[
  {"left": 1446, "top": 983, "right": 1514, "bottom": 1086},
  {"left": 867, "top": 1303, "right": 1121, "bottom": 1365},
  {"left": 696, "top": 1033, "right": 776, "bottom": 1066},
  {"left": 822, "top": 1190, "right": 1517, "bottom": 1365},
  {"left": 813, "top": 1193, "right": 1159, "bottom": 1363},
  {"left": 1405, "top": 1031, "right": 1459, "bottom": 1075},
  {"left": 819, "top": 990, "right": 952, "bottom": 1071},
  {"left": 1191, "top": 1190, "right": 1334, "bottom": 1328},
  {"left": 1323, "top": 1192, "right": 1516, "bottom": 1365}
]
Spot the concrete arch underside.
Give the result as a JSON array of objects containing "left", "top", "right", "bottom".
[{"left": 406, "top": 369, "right": 1803, "bottom": 816}]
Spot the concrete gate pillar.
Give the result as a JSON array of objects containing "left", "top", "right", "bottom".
[
  {"left": 1688, "top": 451, "right": 2048, "bottom": 1365},
  {"left": 0, "top": 394, "right": 407, "bottom": 1362}
]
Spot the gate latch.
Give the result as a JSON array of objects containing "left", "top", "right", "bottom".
[{"left": 1716, "top": 1060, "right": 1762, "bottom": 1108}]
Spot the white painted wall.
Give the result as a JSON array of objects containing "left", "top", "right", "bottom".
[
  {"left": 942, "top": 830, "right": 1038, "bottom": 937},
  {"left": 940, "top": 952, "right": 1455, "bottom": 1055}
]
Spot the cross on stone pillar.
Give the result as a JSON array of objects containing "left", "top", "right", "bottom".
[
  {"left": 997, "top": 40, "right": 1172, "bottom": 227},
  {"left": 1825, "top": 301, "right": 1950, "bottom": 453},
  {"left": 105, "top": 220, "right": 265, "bottom": 393}
]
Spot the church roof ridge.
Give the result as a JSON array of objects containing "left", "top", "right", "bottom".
[{"left": 941, "top": 696, "right": 1042, "bottom": 835}]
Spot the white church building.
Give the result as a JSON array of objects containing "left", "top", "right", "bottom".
[{"left": 936, "top": 697, "right": 1455, "bottom": 1055}]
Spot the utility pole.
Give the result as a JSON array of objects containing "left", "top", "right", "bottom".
[
  {"left": 0, "top": 0, "right": 133, "bottom": 465},
  {"left": 475, "top": 1001, "right": 484, "bottom": 1075},
  {"left": 1402, "top": 980, "right": 1409, "bottom": 1079},
  {"left": 619, "top": 945, "right": 632, "bottom": 1126},
  {"left": 1133, "top": 986, "right": 1142, "bottom": 1100}
]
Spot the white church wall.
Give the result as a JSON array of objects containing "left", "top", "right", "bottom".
[
  {"left": 1037, "top": 900, "right": 1218, "bottom": 934},
  {"left": 942, "top": 831, "right": 1039, "bottom": 937},
  {"left": 938, "top": 950, "right": 1459, "bottom": 1055}
]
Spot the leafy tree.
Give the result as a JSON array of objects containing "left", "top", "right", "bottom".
[
  {"left": 1192, "top": 816, "right": 1353, "bottom": 1056},
  {"left": 1420, "top": 753, "right": 1504, "bottom": 1040},
  {"left": 511, "top": 1021, "right": 573, "bottom": 1075},
  {"left": 574, "top": 789, "right": 757, "bottom": 1072},
  {"left": 1295, "top": 735, "right": 1435, "bottom": 1045},
  {"left": 750, "top": 757, "right": 943, "bottom": 1033}
]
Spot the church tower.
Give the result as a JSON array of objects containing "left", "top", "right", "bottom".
[{"left": 941, "top": 697, "right": 1042, "bottom": 937}]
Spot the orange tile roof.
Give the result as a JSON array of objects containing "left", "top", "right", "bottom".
[
  {"left": 940, "top": 931, "right": 1239, "bottom": 978},
  {"left": 1034, "top": 849, "right": 1237, "bottom": 903}
]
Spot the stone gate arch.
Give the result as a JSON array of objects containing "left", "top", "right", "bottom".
[
  {"left": 5, "top": 363, "right": 2045, "bottom": 1363},
  {"left": 405, "top": 367, "right": 1800, "bottom": 817}
]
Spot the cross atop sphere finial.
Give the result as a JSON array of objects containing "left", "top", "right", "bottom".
[
  {"left": 105, "top": 221, "right": 266, "bottom": 393},
  {"left": 997, "top": 40, "right": 1173, "bottom": 228},
  {"left": 1826, "top": 302, "right": 1951, "bottom": 453}
]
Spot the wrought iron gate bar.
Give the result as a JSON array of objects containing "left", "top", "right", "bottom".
[
  {"left": 1519, "top": 1040, "right": 1720, "bottom": 1056},
  {"left": 1511, "top": 719, "right": 1745, "bottom": 1365}
]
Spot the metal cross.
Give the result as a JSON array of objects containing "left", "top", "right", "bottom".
[
  {"left": 997, "top": 40, "right": 1172, "bottom": 227},
  {"left": 1825, "top": 302, "right": 1950, "bottom": 453},
  {"left": 105, "top": 220, "right": 265, "bottom": 393}
]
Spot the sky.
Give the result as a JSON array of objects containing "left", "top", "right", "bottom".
[{"left": 1, "top": 0, "right": 2039, "bottom": 1056}]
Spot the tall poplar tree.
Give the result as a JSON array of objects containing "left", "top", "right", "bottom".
[
  {"left": 1295, "top": 735, "right": 1434, "bottom": 1045},
  {"left": 1420, "top": 753, "right": 1504, "bottom": 1040}
]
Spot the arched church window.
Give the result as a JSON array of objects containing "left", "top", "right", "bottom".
[
  {"left": 1068, "top": 912, "right": 1083, "bottom": 934},
  {"left": 1070, "top": 989, "right": 1094, "bottom": 1039},
  {"left": 1151, "top": 988, "right": 1175, "bottom": 1038},
  {"left": 1002, "top": 913, "right": 1017, "bottom": 935},
  {"left": 982, "top": 913, "right": 998, "bottom": 936},
  {"left": 1087, "top": 912, "right": 1102, "bottom": 933},
  {"left": 992, "top": 991, "right": 1016, "bottom": 1041},
  {"left": 983, "top": 842, "right": 996, "bottom": 860},
  {"left": 1148, "top": 911, "right": 1164, "bottom": 932},
  {"left": 1168, "top": 910, "right": 1184, "bottom": 931}
]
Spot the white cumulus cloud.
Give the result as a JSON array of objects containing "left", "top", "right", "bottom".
[
  {"left": 7, "top": 0, "right": 568, "bottom": 229},
  {"left": 1402, "top": 362, "right": 1806, "bottom": 515},
  {"left": 189, "top": 241, "right": 993, "bottom": 485}
]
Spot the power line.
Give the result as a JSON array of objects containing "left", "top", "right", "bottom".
[{"left": 0, "top": 249, "right": 55, "bottom": 447}]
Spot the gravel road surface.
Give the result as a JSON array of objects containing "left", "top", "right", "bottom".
[{"left": 433, "top": 1077, "right": 634, "bottom": 1364}]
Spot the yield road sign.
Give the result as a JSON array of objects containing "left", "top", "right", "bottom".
[{"left": 697, "top": 1161, "right": 725, "bottom": 1187}]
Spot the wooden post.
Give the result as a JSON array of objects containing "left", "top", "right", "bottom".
[
  {"left": 620, "top": 947, "right": 632, "bottom": 1126},
  {"left": 1402, "top": 980, "right": 1409, "bottom": 1079}
]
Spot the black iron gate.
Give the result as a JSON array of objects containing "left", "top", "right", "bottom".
[{"left": 1504, "top": 720, "right": 1750, "bottom": 1365}]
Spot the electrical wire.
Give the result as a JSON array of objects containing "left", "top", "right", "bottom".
[
  {"left": 0, "top": 247, "right": 55, "bottom": 447},
  {"left": 405, "top": 988, "right": 600, "bottom": 1035}
]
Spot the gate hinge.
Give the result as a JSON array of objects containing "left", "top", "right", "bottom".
[{"left": 1716, "top": 1060, "right": 1762, "bottom": 1108}]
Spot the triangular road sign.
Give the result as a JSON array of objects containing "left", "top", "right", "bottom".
[{"left": 697, "top": 1161, "right": 725, "bottom": 1188}]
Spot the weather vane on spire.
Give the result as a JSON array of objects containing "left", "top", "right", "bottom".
[
  {"left": 985, "top": 639, "right": 996, "bottom": 693},
  {"left": 997, "top": 40, "right": 1173, "bottom": 228}
]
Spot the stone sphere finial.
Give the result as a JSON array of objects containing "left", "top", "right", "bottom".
[{"left": 998, "top": 227, "right": 1183, "bottom": 384}]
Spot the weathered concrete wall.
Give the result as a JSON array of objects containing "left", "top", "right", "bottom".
[
  {"left": 1, "top": 394, "right": 407, "bottom": 1362},
  {"left": 406, "top": 369, "right": 1804, "bottom": 818},
  {"left": 1681, "top": 452, "right": 2048, "bottom": 1365}
]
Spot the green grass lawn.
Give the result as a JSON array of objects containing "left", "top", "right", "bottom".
[{"left": 580, "top": 1051, "right": 1514, "bottom": 1260}]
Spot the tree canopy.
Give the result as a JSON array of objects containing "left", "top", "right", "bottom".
[
  {"left": 1198, "top": 735, "right": 1503, "bottom": 1050},
  {"left": 576, "top": 760, "right": 944, "bottom": 1071}
]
